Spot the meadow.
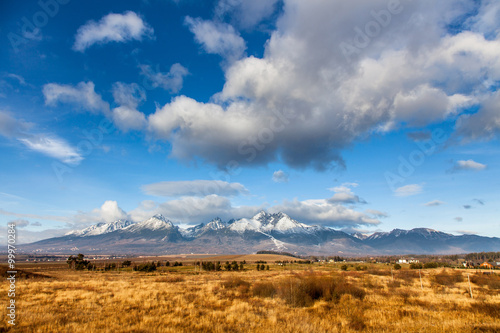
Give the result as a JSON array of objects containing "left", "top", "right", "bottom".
[{"left": 1, "top": 254, "right": 499, "bottom": 332}]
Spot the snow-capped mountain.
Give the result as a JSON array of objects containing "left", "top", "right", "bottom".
[
  {"left": 20, "top": 213, "right": 500, "bottom": 255},
  {"left": 181, "top": 217, "right": 228, "bottom": 238},
  {"left": 124, "top": 214, "right": 175, "bottom": 232},
  {"left": 66, "top": 219, "right": 135, "bottom": 236},
  {"left": 229, "top": 211, "right": 319, "bottom": 234}
]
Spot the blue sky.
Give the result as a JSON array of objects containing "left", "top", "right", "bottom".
[{"left": 1, "top": 0, "right": 499, "bottom": 243}]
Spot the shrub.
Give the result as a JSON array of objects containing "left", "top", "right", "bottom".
[
  {"left": 222, "top": 277, "right": 250, "bottom": 290},
  {"left": 340, "top": 264, "right": 348, "bottom": 271},
  {"left": 393, "top": 264, "right": 402, "bottom": 270},
  {"left": 410, "top": 263, "right": 423, "bottom": 269},
  {"left": 134, "top": 262, "right": 157, "bottom": 272},
  {"left": 121, "top": 260, "right": 132, "bottom": 267},
  {"left": 433, "top": 270, "right": 463, "bottom": 286},
  {"left": 424, "top": 262, "right": 439, "bottom": 269},
  {"left": 470, "top": 273, "right": 500, "bottom": 290},
  {"left": 252, "top": 282, "right": 277, "bottom": 298},
  {"left": 265, "top": 272, "right": 366, "bottom": 307}
]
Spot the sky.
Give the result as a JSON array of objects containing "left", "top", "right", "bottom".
[{"left": 0, "top": 0, "right": 499, "bottom": 244}]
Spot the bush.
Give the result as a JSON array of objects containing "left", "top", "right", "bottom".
[
  {"left": 393, "top": 264, "right": 402, "bottom": 270},
  {"left": 134, "top": 262, "right": 157, "bottom": 272},
  {"left": 470, "top": 273, "right": 500, "bottom": 290},
  {"left": 424, "top": 262, "right": 439, "bottom": 269},
  {"left": 340, "top": 264, "right": 348, "bottom": 271},
  {"left": 222, "top": 277, "right": 250, "bottom": 293},
  {"left": 264, "top": 272, "right": 366, "bottom": 307},
  {"left": 121, "top": 260, "right": 132, "bottom": 267},
  {"left": 252, "top": 282, "right": 277, "bottom": 298},
  {"left": 410, "top": 263, "right": 423, "bottom": 269},
  {"left": 433, "top": 270, "right": 463, "bottom": 286}
]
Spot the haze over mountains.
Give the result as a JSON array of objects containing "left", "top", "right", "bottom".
[{"left": 20, "top": 212, "right": 500, "bottom": 256}]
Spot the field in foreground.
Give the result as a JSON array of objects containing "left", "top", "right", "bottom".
[{"left": 1, "top": 256, "right": 499, "bottom": 332}]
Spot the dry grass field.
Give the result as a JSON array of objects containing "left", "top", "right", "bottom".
[{"left": 1, "top": 255, "right": 499, "bottom": 333}]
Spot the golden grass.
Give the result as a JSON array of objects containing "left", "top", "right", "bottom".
[{"left": 0, "top": 263, "right": 499, "bottom": 332}]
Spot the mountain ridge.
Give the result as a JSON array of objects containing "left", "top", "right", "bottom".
[{"left": 19, "top": 212, "right": 500, "bottom": 255}]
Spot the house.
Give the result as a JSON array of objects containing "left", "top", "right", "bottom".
[
  {"left": 479, "top": 262, "right": 494, "bottom": 269},
  {"left": 398, "top": 258, "right": 419, "bottom": 264}
]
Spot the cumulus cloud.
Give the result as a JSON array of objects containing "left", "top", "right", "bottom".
[
  {"left": 328, "top": 183, "right": 366, "bottom": 204},
  {"left": 184, "top": 16, "right": 246, "bottom": 62},
  {"left": 129, "top": 195, "right": 380, "bottom": 227},
  {"left": 43, "top": 81, "right": 110, "bottom": 114},
  {"left": 146, "top": 1, "right": 500, "bottom": 170},
  {"left": 141, "top": 180, "right": 249, "bottom": 197},
  {"left": 269, "top": 198, "right": 380, "bottom": 227},
  {"left": 93, "top": 200, "right": 129, "bottom": 222},
  {"left": 129, "top": 194, "right": 263, "bottom": 224},
  {"left": 394, "top": 184, "right": 423, "bottom": 197},
  {"left": 424, "top": 200, "right": 445, "bottom": 207},
  {"left": 139, "top": 63, "right": 189, "bottom": 93},
  {"left": 450, "top": 159, "right": 487, "bottom": 172},
  {"left": 73, "top": 11, "right": 154, "bottom": 52},
  {"left": 111, "top": 82, "right": 147, "bottom": 132},
  {"left": 0, "top": 111, "right": 83, "bottom": 165},
  {"left": 214, "top": 0, "right": 280, "bottom": 30},
  {"left": 272, "top": 170, "right": 289, "bottom": 183}
]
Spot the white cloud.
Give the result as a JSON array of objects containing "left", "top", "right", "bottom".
[
  {"left": 111, "top": 106, "right": 147, "bottom": 132},
  {"left": 214, "top": 0, "right": 280, "bottom": 30},
  {"left": 365, "top": 209, "right": 388, "bottom": 218},
  {"left": 0, "top": 111, "right": 83, "bottom": 165},
  {"left": 454, "top": 217, "right": 463, "bottom": 222},
  {"left": 141, "top": 180, "right": 249, "bottom": 197},
  {"left": 6, "top": 73, "right": 27, "bottom": 86},
  {"left": 72, "top": 200, "right": 129, "bottom": 226},
  {"left": 18, "top": 135, "right": 83, "bottom": 165},
  {"left": 451, "top": 159, "right": 487, "bottom": 172},
  {"left": 93, "top": 200, "right": 129, "bottom": 223},
  {"left": 111, "top": 82, "right": 147, "bottom": 132},
  {"left": 394, "top": 184, "right": 423, "bottom": 197},
  {"left": 269, "top": 198, "right": 380, "bottom": 227},
  {"left": 139, "top": 63, "right": 189, "bottom": 93},
  {"left": 147, "top": 1, "right": 500, "bottom": 170},
  {"left": 457, "top": 230, "right": 477, "bottom": 235},
  {"left": 129, "top": 194, "right": 379, "bottom": 227},
  {"left": 129, "top": 194, "right": 263, "bottom": 224},
  {"left": 43, "top": 81, "right": 110, "bottom": 114},
  {"left": 184, "top": 16, "right": 246, "bottom": 62},
  {"left": 272, "top": 170, "right": 289, "bottom": 183},
  {"left": 73, "top": 11, "right": 154, "bottom": 52},
  {"left": 424, "top": 200, "right": 445, "bottom": 207},
  {"left": 112, "top": 82, "right": 146, "bottom": 108},
  {"left": 327, "top": 183, "right": 365, "bottom": 204},
  {"left": 9, "top": 219, "right": 30, "bottom": 228}
]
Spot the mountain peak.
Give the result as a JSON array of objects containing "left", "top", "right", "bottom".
[{"left": 127, "top": 215, "right": 175, "bottom": 232}]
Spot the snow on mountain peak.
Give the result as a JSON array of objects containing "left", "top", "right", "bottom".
[
  {"left": 66, "top": 219, "right": 134, "bottom": 236},
  {"left": 128, "top": 215, "right": 175, "bottom": 231},
  {"left": 229, "top": 211, "right": 315, "bottom": 234}
]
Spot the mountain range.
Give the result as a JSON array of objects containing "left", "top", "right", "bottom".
[{"left": 19, "top": 212, "right": 500, "bottom": 255}]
